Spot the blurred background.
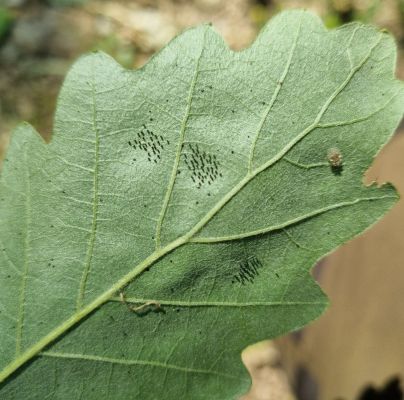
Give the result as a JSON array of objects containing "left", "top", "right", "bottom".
[{"left": 0, "top": 1, "right": 403, "bottom": 399}]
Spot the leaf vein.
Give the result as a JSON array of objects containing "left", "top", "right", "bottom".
[
  {"left": 40, "top": 351, "right": 244, "bottom": 381},
  {"left": 154, "top": 27, "right": 208, "bottom": 249},
  {"left": 248, "top": 13, "right": 303, "bottom": 173},
  {"left": 76, "top": 66, "right": 101, "bottom": 311},
  {"left": 190, "top": 195, "right": 395, "bottom": 243},
  {"left": 108, "top": 298, "right": 328, "bottom": 307},
  {"left": 15, "top": 147, "right": 32, "bottom": 356}
]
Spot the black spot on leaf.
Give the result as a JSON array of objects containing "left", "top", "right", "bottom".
[
  {"left": 183, "top": 143, "right": 222, "bottom": 188},
  {"left": 129, "top": 124, "right": 168, "bottom": 164},
  {"left": 233, "top": 256, "right": 263, "bottom": 285}
]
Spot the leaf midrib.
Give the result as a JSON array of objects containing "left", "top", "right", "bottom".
[{"left": 0, "top": 31, "right": 382, "bottom": 384}]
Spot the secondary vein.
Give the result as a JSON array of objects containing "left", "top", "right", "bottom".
[
  {"left": 109, "top": 297, "right": 328, "bottom": 307},
  {"left": 15, "top": 146, "right": 32, "bottom": 356},
  {"left": 154, "top": 28, "right": 207, "bottom": 249},
  {"left": 248, "top": 13, "right": 303, "bottom": 173},
  {"left": 40, "top": 351, "right": 244, "bottom": 381},
  {"left": 190, "top": 195, "right": 397, "bottom": 243},
  {"left": 76, "top": 66, "right": 101, "bottom": 311}
]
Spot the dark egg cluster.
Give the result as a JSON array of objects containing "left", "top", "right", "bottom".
[
  {"left": 183, "top": 143, "right": 222, "bottom": 189},
  {"left": 232, "top": 256, "right": 263, "bottom": 285},
  {"left": 128, "top": 124, "right": 170, "bottom": 163}
]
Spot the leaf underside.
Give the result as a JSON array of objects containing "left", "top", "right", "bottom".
[{"left": 1, "top": 10, "right": 403, "bottom": 400}]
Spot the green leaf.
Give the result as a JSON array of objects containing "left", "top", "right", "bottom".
[{"left": 1, "top": 10, "right": 403, "bottom": 399}]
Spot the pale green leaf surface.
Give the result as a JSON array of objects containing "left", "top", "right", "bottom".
[{"left": 1, "top": 10, "right": 403, "bottom": 399}]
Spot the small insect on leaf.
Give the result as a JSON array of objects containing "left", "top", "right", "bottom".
[
  {"left": 119, "top": 292, "right": 165, "bottom": 315},
  {"left": 327, "top": 147, "right": 342, "bottom": 167}
]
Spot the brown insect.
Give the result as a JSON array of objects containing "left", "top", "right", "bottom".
[
  {"left": 327, "top": 147, "right": 342, "bottom": 168},
  {"left": 119, "top": 291, "right": 164, "bottom": 314}
]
